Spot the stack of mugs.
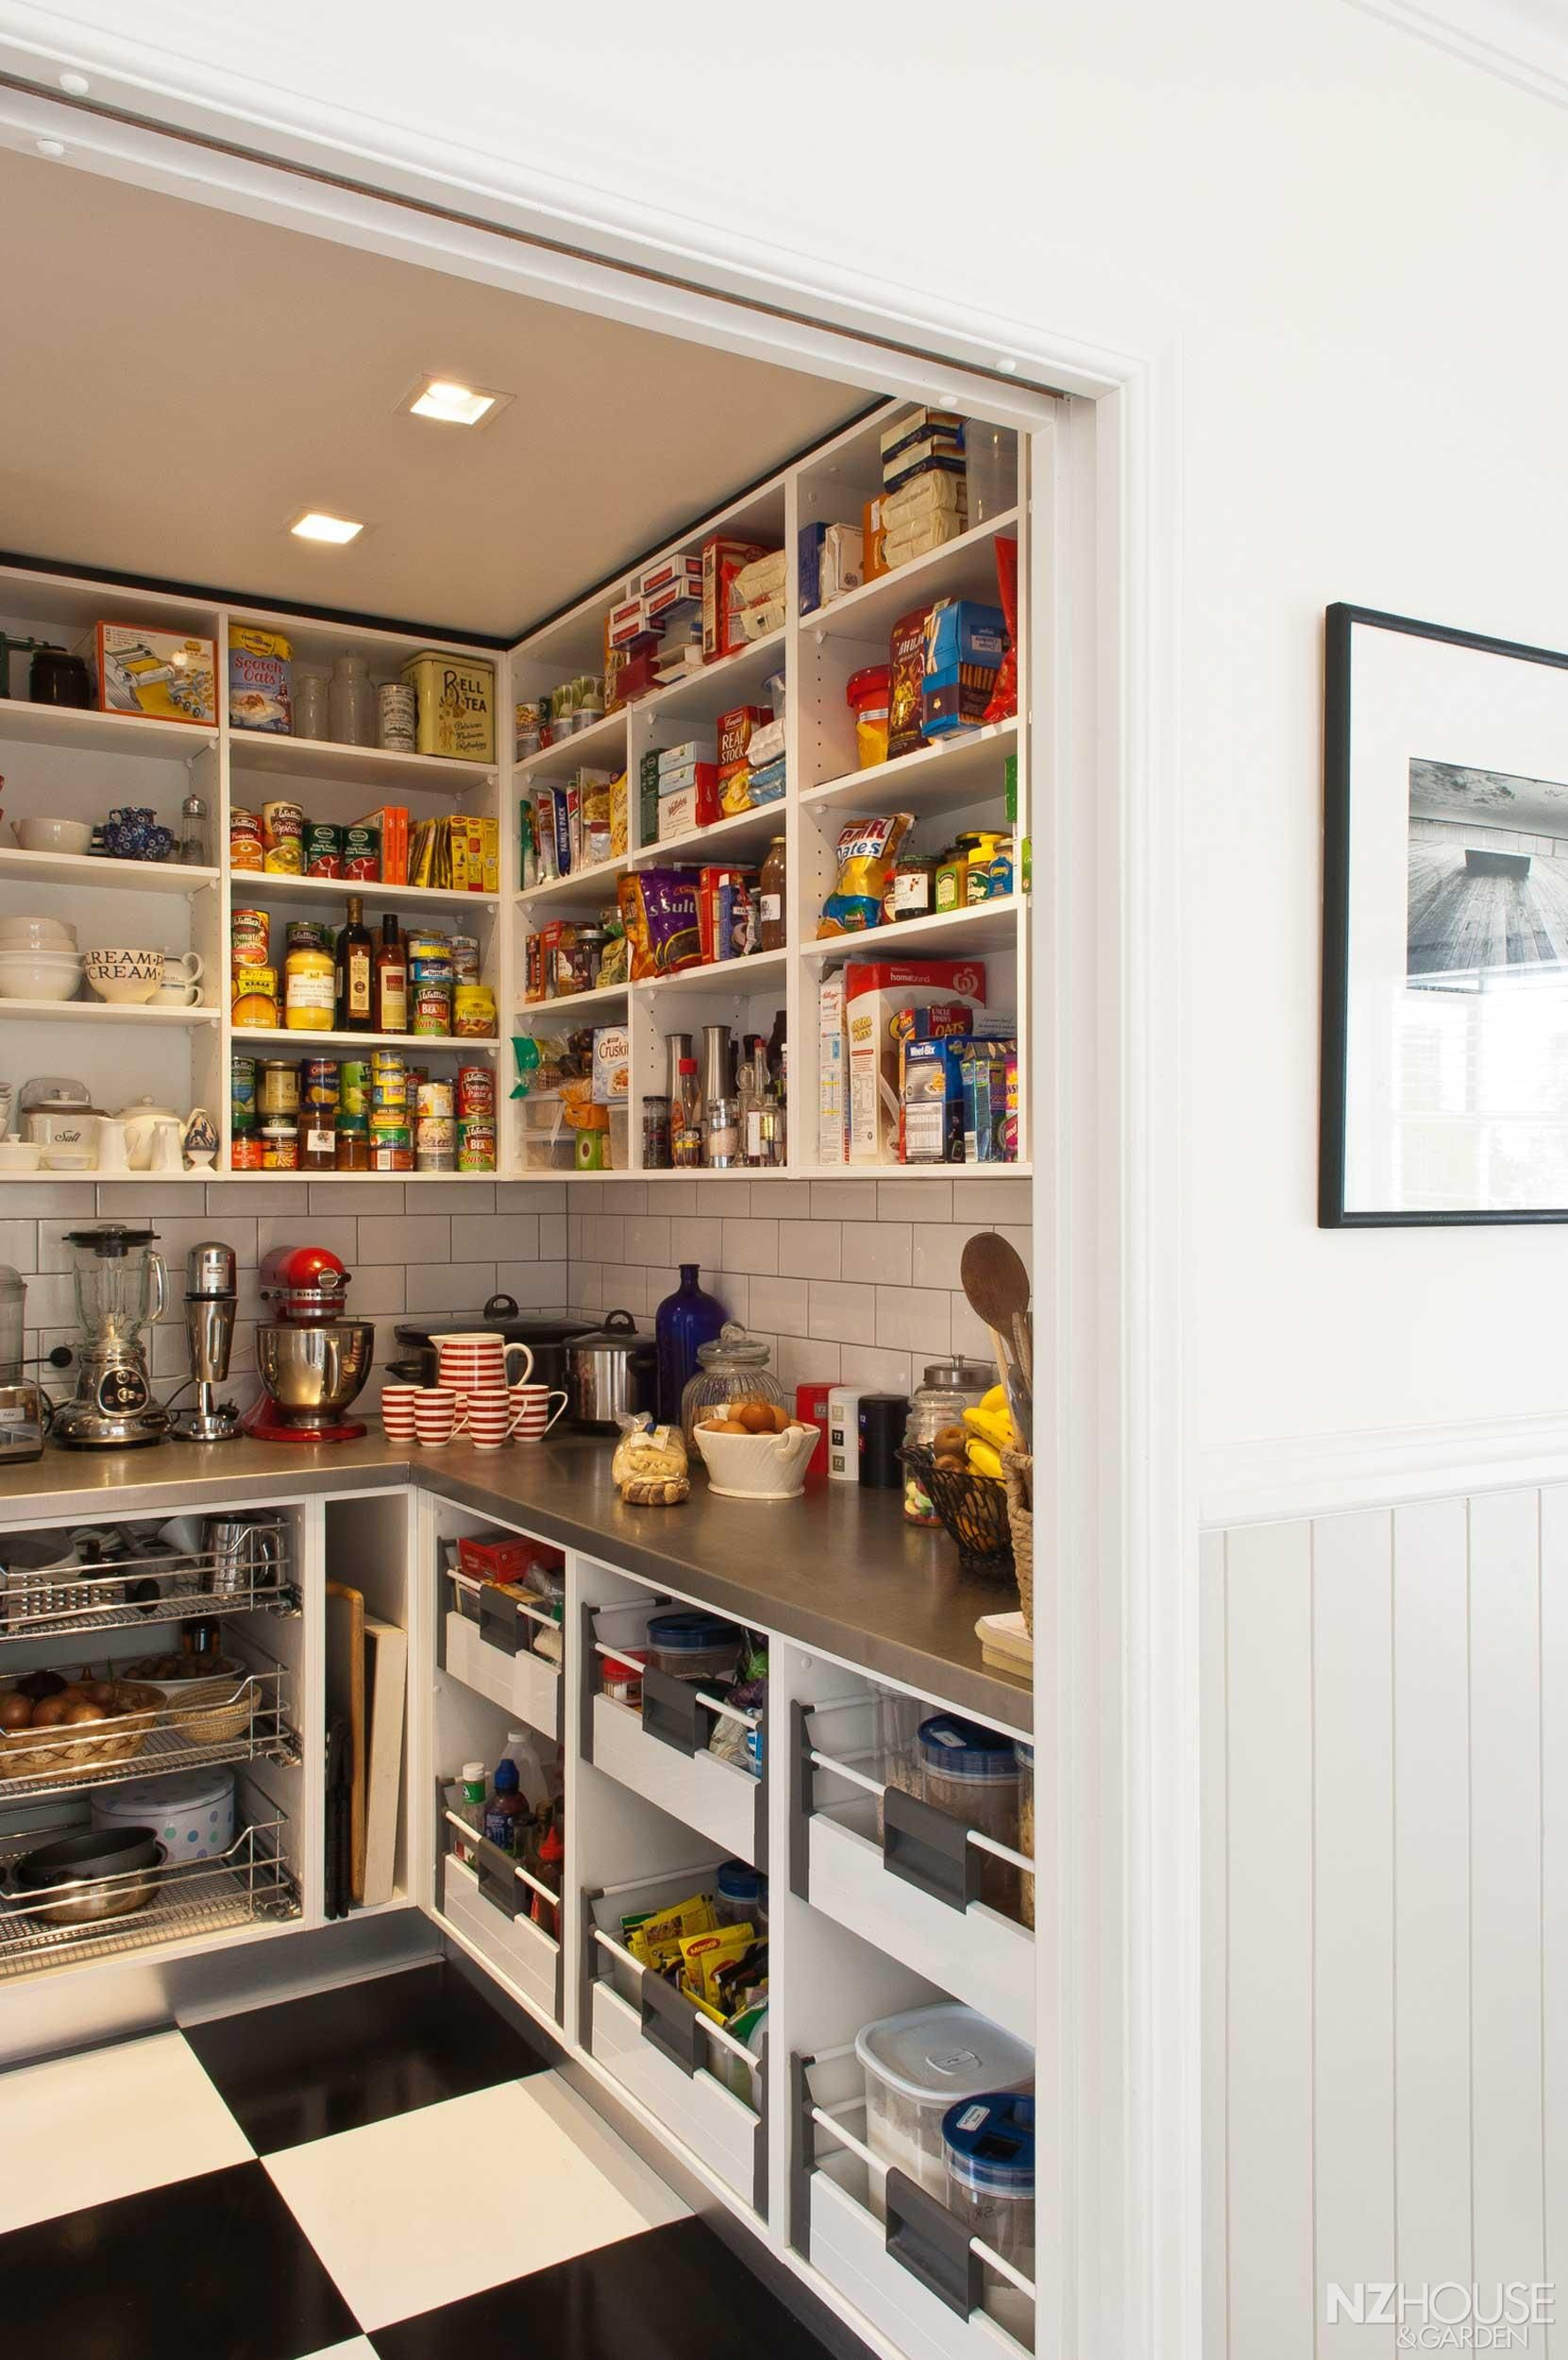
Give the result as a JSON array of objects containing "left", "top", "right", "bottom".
[{"left": 379, "top": 1332, "right": 567, "bottom": 1453}]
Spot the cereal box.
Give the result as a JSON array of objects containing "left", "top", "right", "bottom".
[{"left": 228, "top": 625, "right": 293, "bottom": 733}]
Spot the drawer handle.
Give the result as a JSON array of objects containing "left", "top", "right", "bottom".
[
  {"left": 475, "top": 1835, "right": 521, "bottom": 1919},
  {"left": 884, "top": 2167, "right": 985, "bottom": 2319},
  {"left": 479, "top": 1590, "right": 526, "bottom": 1659},
  {"left": 640, "top": 1664, "right": 709, "bottom": 1758},
  {"left": 638, "top": 1966, "right": 705, "bottom": 2076},
  {"left": 882, "top": 1784, "right": 981, "bottom": 1914}
]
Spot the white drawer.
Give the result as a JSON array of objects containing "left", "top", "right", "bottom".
[
  {"left": 591, "top": 1692, "right": 763, "bottom": 1863},
  {"left": 445, "top": 1609, "right": 560, "bottom": 1741},
  {"left": 808, "top": 2170, "right": 1032, "bottom": 2360},
  {"left": 806, "top": 1813, "right": 1034, "bottom": 2041},
  {"left": 588, "top": 1976, "right": 761, "bottom": 2208},
  {"left": 442, "top": 1853, "right": 561, "bottom": 2023}
]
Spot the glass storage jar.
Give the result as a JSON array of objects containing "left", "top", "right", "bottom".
[
  {"left": 902, "top": 1357, "right": 995, "bottom": 1526},
  {"left": 941, "top": 2091, "right": 1036, "bottom": 2343},
  {"left": 918, "top": 1711, "right": 1021, "bottom": 1914},
  {"left": 678, "top": 1322, "right": 787, "bottom": 1446}
]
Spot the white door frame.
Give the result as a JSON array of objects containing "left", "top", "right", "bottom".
[{"left": 0, "top": 59, "right": 1195, "bottom": 2356}]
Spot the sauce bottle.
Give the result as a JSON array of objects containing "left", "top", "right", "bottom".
[
  {"left": 759, "top": 836, "right": 787, "bottom": 951},
  {"left": 374, "top": 912, "right": 408, "bottom": 1034},
  {"left": 335, "top": 895, "right": 374, "bottom": 1032}
]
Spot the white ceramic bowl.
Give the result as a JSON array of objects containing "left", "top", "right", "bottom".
[
  {"left": 42, "top": 1148, "right": 94, "bottom": 1171},
  {"left": 86, "top": 973, "right": 160, "bottom": 1004},
  {"left": 0, "top": 1139, "right": 42, "bottom": 1172},
  {"left": 0, "top": 915, "right": 76, "bottom": 951},
  {"left": 11, "top": 818, "right": 93, "bottom": 857},
  {"left": 0, "top": 950, "right": 83, "bottom": 1002},
  {"left": 692, "top": 1418, "right": 821, "bottom": 1501},
  {"left": 84, "top": 948, "right": 163, "bottom": 979}
]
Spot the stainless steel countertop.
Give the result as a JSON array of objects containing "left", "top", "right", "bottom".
[{"left": 0, "top": 1434, "right": 1031, "bottom": 1731}]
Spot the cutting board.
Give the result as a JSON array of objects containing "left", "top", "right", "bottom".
[
  {"left": 975, "top": 1608, "right": 1033, "bottom": 1680},
  {"left": 362, "top": 1614, "right": 408, "bottom": 1910},
  {"left": 326, "top": 1581, "right": 366, "bottom": 1904}
]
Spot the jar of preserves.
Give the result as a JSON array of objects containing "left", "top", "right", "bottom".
[
  {"left": 678, "top": 1322, "right": 787, "bottom": 1447},
  {"left": 260, "top": 1118, "right": 299, "bottom": 1170},
  {"left": 283, "top": 922, "right": 336, "bottom": 1031},
  {"left": 889, "top": 850, "right": 936, "bottom": 921},
  {"left": 299, "top": 1110, "right": 337, "bottom": 1172},
  {"left": 258, "top": 1060, "right": 301, "bottom": 1121},
  {"left": 759, "top": 837, "right": 787, "bottom": 951},
  {"left": 334, "top": 1121, "right": 369, "bottom": 1172},
  {"left": 230, "top": 1129, "right": 264, "bottom": 1172}
]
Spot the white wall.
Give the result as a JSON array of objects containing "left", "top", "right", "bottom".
[{"left": 8, "top": 0, "right": 1566, "bottom": 1461}]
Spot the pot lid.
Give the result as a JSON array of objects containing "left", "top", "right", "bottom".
[
  {"left": 19, "top": 1074, "right": 94, "bottom": 1112},
  {"left": 570, "top": 1309, "right": 649, "bottom": 1353},
  {"left": 394, "top": 1303, "right": 596, "bottom": 1348}
]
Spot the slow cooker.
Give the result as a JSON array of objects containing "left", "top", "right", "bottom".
[{"left": 391, "top": 1296, "right": 595, "bottom": 1395}]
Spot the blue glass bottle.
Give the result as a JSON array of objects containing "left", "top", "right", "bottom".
[{"left": 654, "top": 1263, "right": 726, "bottom": 1424}]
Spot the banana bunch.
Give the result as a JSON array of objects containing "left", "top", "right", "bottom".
[{"left": 931, "top": 1385, "right": 1017, "bottom": 1486}]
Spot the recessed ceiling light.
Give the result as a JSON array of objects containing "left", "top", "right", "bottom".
[
  {"left": 402, "top": 377, "right": 511, "bottom": 429},
  {"left": 290, "top": 510, "right": 364, "bottom": 546},
  {"left": 996, "top": 357, "right": 1019, "bottom": 375},
  {"left": 59, "top": 71, "right": 91, "bottom": 95},
  {"left": 35, "top": 138, "right": 67, "bottom": 159}
]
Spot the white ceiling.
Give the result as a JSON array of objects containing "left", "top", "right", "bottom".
[{"left": 0, "top": 144, "right": 868, "bottom": 641}]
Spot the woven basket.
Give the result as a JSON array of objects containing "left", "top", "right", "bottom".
[
  {"left": 899, "top": 1447, "right": 1015, "bottom": 1584},
  {"left": 160, "top": 1677, "right": 257, "bottom": 1748},
  {"left": 0, "top": 1680, "right": 161, "bottom": 1782},
  {"left": 1002, "top": 1449, "right": 1035, "bottom": 1636}
]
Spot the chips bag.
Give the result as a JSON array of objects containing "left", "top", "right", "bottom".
[{"left": 818, "top": 813, "right": 914, "bottom": 936}]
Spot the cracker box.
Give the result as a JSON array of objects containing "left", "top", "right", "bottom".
[
  {"left": 658, "top": 769, "right": 719, "bottom": 839},
  {"left": 400, "top": 650, "right": 495, "bottom": 763},
  {"left": 702, "top": 536, "right": 770, "bottom": 662},
  {"left": 593, "top": 1025, "right": 632, "bottom": 1105},
  {"left": 640, "top": 552, "right": 704, "bottom": 602},
  {"left": 81, "top": 621, "right": 217, "bottom": 725},
  {"left": 843, "top": 957, "right": 989, "bottom": 1164},
  {"left": 921, "top": 600, "right": 1008, "bottom": 739}
]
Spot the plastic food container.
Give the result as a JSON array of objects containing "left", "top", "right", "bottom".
[
  {"left": 92, "top": 1764, "right": 236, "bottom": 1862},
  {"left": 918, "top": 1712, "right": 1021, "bottom": 1914},
  {"left": 1016, "top": 1740, "right": 1035, "bottom": 1930},
  {"left": 645, "top": 1608, "right": 743, "bottom": 1684},
  {"left": 855, "top": 2003, "right": 1034, "bottom": 2211},
  {"left": 942, "top": 2091, "right": 1036, "bottom": 2341},
  {"left": 715, "top": 1858, "right": 768, "bottom": 1929}
]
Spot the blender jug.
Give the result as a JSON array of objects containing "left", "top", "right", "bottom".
[{"left": 56, "top": 1225, "right": 171, "bottom": 1448}]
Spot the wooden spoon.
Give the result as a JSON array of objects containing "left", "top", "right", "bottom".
[{"left": 959, "top": 1232, "right": 1033, "bottom": 1447}]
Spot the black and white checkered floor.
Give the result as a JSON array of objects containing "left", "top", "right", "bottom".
[{"left": 0, "top": 1963, "right": 840, "bottom": 2358}]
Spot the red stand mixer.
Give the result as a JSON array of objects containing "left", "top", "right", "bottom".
[{"left": 245, "top": 1244, "right": 374, "bottom": 1443}]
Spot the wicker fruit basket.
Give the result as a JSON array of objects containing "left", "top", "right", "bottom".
[
  {"left": 159, "top": 1677, "right": 257, "bottom": 1748},
  {"left": 0, "top": 1680, "right": 161, "bottom": 1782},
  {"left": 1002, "top": 1448, "right": 1035, "bottom": 1635}
]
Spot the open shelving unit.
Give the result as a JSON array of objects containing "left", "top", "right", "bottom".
[{"left": 0, "top": 392, "right": 1031, "bottom": 1186}]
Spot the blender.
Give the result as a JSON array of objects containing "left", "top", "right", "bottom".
[
  {"left": 0, "top": 1266, "right": 45, "bottom": 1465},
  {"left": 54, "top": 1225, "right": 171, "bottom": 1449}
]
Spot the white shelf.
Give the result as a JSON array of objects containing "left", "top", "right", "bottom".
[
  {"left": 236, "top": 1027, "right": 498, "bottom": 1054},
  {"left": 0, "top": 702, "right": 216, "bottom": 759},
  {"left": 0, "top": 996, "right": 218, "bottom": 1024},
  {"left": 514, "top": 981, "right": 630, "bottom": 1020},
  {"left": 633, "top": 802, "right": 786, "bottom": 870},
  {"left": 0, "top": 1167, "right": 209, "bottom": 1185},
  {"left": 238, "top": 870, "right": 498, "bottom": 915},
  {"left": 637, "top": 630, "right": 785, "bottom": 726},
  {"left": 515, "top": 858, "right": 630, "bottom": 915},
  {"left": 805, "top": 509, "right": 1019, "bottom": 643},
  {"left": 220, "top": 1167, "right": 496, "bottom": 1184},
  {"left": 516, "top": 706, "right": 627, "bottom": 783},
  {"left": 228, "top": 733, "right": 495, "bottom": 792},
  {"left": 632, "top": 948, "right": 788, "bottom": 998},
  {"left": 802, "top": 719, "right": 1019, "bottom": 818},
  {"left": 0, "top": 850, "right": 219, "bottom": 895},
  {"left": 800, "top": 898, "right": 1023, "bottom": 963}
]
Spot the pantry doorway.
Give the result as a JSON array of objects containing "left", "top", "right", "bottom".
[{"left": 0, "top": 53, "right": 1189, "bottom": 2360}]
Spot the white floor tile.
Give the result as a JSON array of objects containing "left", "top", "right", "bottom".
[
  {"left": 295, "top": 2345, "right": 379, "bottom": 2360},
  {"left": 266, "top": 2076, "right": 678, "bottom": 2332},
  {"left": 525, "top": 2070, "right": 689, "bottom": 2230},
  {"left": 0, "top": 2030, "right": 252, "bottom": 2233}
]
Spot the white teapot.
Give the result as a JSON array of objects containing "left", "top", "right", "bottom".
[{"left": 118, "top": 1096, "right": 182, "bottom": 1172}]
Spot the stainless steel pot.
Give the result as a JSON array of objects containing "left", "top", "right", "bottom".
[
  {"left": 564, "top": 1309, "right": 657, "bottom": 1432},
  {"left": 13, "top": 1826, "right": 164, "bottom": 1925}
]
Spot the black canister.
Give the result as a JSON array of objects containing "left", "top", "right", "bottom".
[
  {"left": 29, "top": 646, "right": 93, "bottom": 706},
  {"left": 858, "top": 1392, "right": 911, "bottom": 1489}
]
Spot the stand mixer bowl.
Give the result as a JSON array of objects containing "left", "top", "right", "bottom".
[{"left": 255, "top": 1323, "right": 373, "bottom": 1429}]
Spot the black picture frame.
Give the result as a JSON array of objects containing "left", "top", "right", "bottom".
[{"left": 1321, "top": 599, "right": 1568, "bottom": 1227}]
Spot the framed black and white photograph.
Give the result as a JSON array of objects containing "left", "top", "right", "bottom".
[{"left": 1322, "top": 601, "right": 1568, "bottom": 1224}]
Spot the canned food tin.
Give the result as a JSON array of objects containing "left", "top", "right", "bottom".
[
  {"left": 457, "top": 1117, "right": 497, "bottom": 1172},
  {"left": 370, "top": 1103, "right": 411, "bottom": 1138},
  {"left": 230, "top": 1131, "right": 264, "bottom": 1171},
  {"left": 260, "top": 1119, "right": 299, "bottom": 1170},
  {"left": 338, "top": 1061, "right": 369, "bottom": 1120},
  {"left": 304, "top": 821, "right": 344, "bottom": 878},
  {"left": 449, "top": 935, "right": 481, "bottom": 982},
  {"left": 230, "top": 1055, "right": 258, "bottom": 1121},
  {"left": 284, "top": 919, "right": 329, "bottom": 953},
  {"left": 343, "top": 824, "right": 380, "bottom": 882},
  {"left": 370, "top": 1059, "right": 407, "bottom": 1111},
  {"left": 415, "top": 1115, "right": 456, "bottom": 1169},
  {"left": 231, "top": 967, "right": 278, "bottom": 1028},
  {"left": 301, "top": 1057, "right": 340, "bottom": 1108},
  {"left": 261, "top": 799, "right": 304, "bottom": 874},
  {"left": 378, "top": 680, "right": 417, "bottom": 750},
  {"left": 407, "top": 933, "right": 452, "bottom": 975},
  {"left": 258, "top": 1060, "right": 300, "bottom": 1119},
  {"left": 415, "top": 1079, "right": 454, "bottom": 1120},
  {"left": 230, "top": 908, "right": 271, "bottom": 966},
  {"left": 370, "top": 1128, "right": 413, "bottom": 1172},
  {"left": 229, "top": 809, "right": 264, "bottom": 870},
  {"left": 456, "top": 1065, "right": 495, "bottom": 1116},
  {"left": 412, "top": 979, "right": 452, "bottom": 1037},
  {"left": 453, "top": 983, "right": 496, "bottom": 1038}
]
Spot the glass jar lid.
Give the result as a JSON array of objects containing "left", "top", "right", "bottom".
[{"left": 695, "top": 1322, "right": 773, "bottom": 1373}]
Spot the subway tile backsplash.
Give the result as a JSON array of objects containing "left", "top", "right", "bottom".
[{"left": 7, "top": 1173, "right": 1030, "bottom": 1417}]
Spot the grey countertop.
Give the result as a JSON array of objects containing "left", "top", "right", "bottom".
[{"left": 0, "top": 1433, "right": 1031, "bottom": 1732}]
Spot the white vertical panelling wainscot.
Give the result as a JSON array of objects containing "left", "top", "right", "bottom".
[{"left": 1202, "top": 1488, "right": 1568, "bottom": 2359}]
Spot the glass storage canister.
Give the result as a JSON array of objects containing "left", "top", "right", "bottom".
[
  {"left": 902, "top": 1356, "right": 996, "bottom": 1526},
  {"left": 678, "top": 1321, "right": 787, "bottom": 1447},
  {"left": 918, "top": 1712, "right": 1021, "bottom": 1914}
]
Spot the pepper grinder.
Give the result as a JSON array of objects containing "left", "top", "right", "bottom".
[{"left": 169, "top": 1240, "right": 242, "bottom": 1442}]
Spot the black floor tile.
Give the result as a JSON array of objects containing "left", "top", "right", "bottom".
[
  {"left": 185, "top": 1961, "right": 551, "bottom": 2153},
  {"left": 372, "top": 2215, "right": 851, "bottom": 2360},
  {"left": 0, "top": 2162, "right": 356, "bottom": 2360}
]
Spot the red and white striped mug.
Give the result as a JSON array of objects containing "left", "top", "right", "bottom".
[
  {"left": 464, "top": 1386, "right": 524, "bottom": 1451},
  {"left": 379, "top": 1382, "right": 420, "bottom": 1441},
  {"left": 412, "top": 1386, "right": 467, "bottom": 1448},
  {"left": 510, "top": 1380, "right": 568, "bottom": 1441}
]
